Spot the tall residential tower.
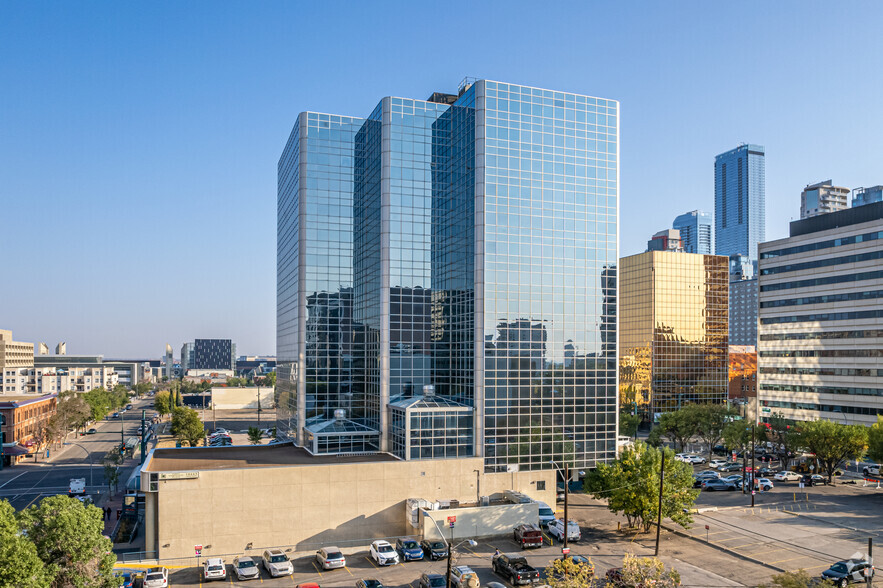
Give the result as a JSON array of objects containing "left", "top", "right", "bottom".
[
  {"left": 714, "top": 144, "right": 765, "bottom": 270},
  {"left": 672, "top": 210, "right": 713, "bottom": 254},
  {"left": 277, "top": 79, "right": 619, "bottom": 471}
]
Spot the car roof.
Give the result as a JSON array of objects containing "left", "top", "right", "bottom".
[
  {"left": 374, "top": 540, "right": 392, "bottom": 546},
  {"left": 425, "top": 573, "right": 445, "bottom": 579},
  {"left": 205, "top": 557, "right": 223, "bottom": 564},
  {"left": 266, "top": 548, "right": 284, "bottom": 555},
  {"left": 322, "top": 546, "right": 341, "bottom": 551}
]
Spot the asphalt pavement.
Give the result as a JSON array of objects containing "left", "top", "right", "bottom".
[{"left": 0, "top": 397, "right": 155, "bottom": 510}]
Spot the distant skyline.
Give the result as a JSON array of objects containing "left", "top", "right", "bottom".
[{"left": 2, "top": 2, "right": 882, "bottom": 357}]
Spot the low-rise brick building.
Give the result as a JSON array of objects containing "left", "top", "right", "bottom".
[{"left": 0, "top": 393, "right": 57, "bottom": 466}]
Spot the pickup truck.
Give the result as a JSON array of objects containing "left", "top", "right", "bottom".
[
  {"left": 492, "top": 553, "right": 540, "bottom": 585},
  {"left": 863, "top": 463, "right": 881, "bottom": 477},
  {"left": 513, "top": 523, "right": 544, "bottom": 549}
]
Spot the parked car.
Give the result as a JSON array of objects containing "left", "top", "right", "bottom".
[
  {"left": 708, "top": 459, "right": 728, "bottom": 468},
  {"left": 395, "top": 537, "right": 424, "bottom": 561},
  {"left": 513, "top": 523, "right": 544, "bottom": 549},
  {"left": 450, "top": 566, "right": 480, "bottom": 588},
  {"left": 805, "top": 474, "right": 827, "bottom": 486},
  {"left": 111, "top": 412, "right": 120, "bottom": 419},
  {"left": 774, "top": 471, "right": 802, "bottom": 482},
  {"left": 232, "top": 556, "right": 260, "bottom": 581},
  {"left": 115, "top": 572, "right": 140, "bottom": 588},
  {"left": 492, "top": 553, "right": 540, "bottom": 585},
  {"left": 125, "top": 404, "right": 133, "bottom": 410},
  {"left": 685, "top": 455, "right": 706, "bottom": 464},
  {"left": 720, "top": 474, "right": 743, "bottom": 484},
  {"left": 702, "top": 479, "right": 736, "bottom": 491},
  {"left": 316, "top": 547, "right": 346, "bottom": 569},
  {"left": 537, "top": 501, "right": 556, "bottom": 528},
  {"left": 718, "top": 463, "right": 744, "bottom": 472},
  {"left": 203, "top": 557, "right": 226, "bottom": 581},
  {"left": 142, "top": 567, "right": 169, "bottom": 588},
  {"left": 262, "top": 549, "right": 293, "bottom": 577},
  {"left": 548, "top": 518, "right": 581, "bottom": 542},
  {"left": 605, "top": 568, "right": 627, "bottom": 587},
  {"left": 370, "top": 540, "right": 399, "bottom": 566},
  {"left": 737, "top": 477, "right": 774, "bottom": 491},
  {"left": 86, "top": 428, "right": 98, "bottom": 435},
  {"left": 357, "top": 580, "right": 383, "bottom": 588},
  {"left": 862, "top": 463, "right": 881, "bottom": 477},
  {"left": 822, "top": 558, "right": 874, "bottom": 586},
  {"left": 420, "top": 539, "right": 448, "bottom": 560},
  {"left": 418, "top": 573, "right": 446, "bottom": 588}
]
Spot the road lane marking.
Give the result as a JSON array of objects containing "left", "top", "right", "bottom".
[
  {"left": 24, "top": 493, "right": 45, "bottom": 509},
  {"left": 345, "top": 566, "right": 354, "bottom": 576},
  {"left": 311, "top": 561, "right": 323, "bottom": 576},
  {"left": 0, "top": 472, "right": 28, "bottom": 489}
]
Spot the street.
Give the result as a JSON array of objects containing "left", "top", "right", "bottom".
[{"left": 0, "top": 397, "right": 155, "bottom": 511}]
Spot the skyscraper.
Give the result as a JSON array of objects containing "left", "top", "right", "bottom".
[
  {"left": 714, "top": 145, "right": 765, "bottom": 269},
  {"left": 672, "top": 210, "right": 713, "bottom": 254},
  {"left": 800, "top": 180, "right": 848, "bottom": 219},
  {"left": 192, "top": 339, "right": 236, "bottom": 371},
  {"left": 278, "top": 79, "right": 619, "bottom": 471}
]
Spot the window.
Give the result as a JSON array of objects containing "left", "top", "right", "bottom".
[{"left": 536, "top": 481, "right": 546, "bottom": 491}]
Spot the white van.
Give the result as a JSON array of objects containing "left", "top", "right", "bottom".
[{"left": 537, "top": 501, "right": 556, "bottom": 529}]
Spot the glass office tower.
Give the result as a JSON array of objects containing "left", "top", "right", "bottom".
[
  {"left": 277, "top": 80, "right": 619, "bottom": 471},
  {"left": 619, "top": 251, "right": 729, "bottom": 419},
  {"left": 672, "top": 210, "right": 713, "bottom": 254},
  {"left": 714, "top": 145, "right": 765, "bottom": 269}
]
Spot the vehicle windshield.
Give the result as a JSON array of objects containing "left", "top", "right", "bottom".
[
  {"left": 403, "top": 541, "right": 418, "bottom": 549},
  {"left": 327, "top": 552, "right": 343, "bottom": 559},
  {"left": 270, "top": 554, "right": 288, "bottom": 563},
  {"left": 430, "top": 542, "right": 445, "bottom": 550},
  {"left": 363, "top": 581, "right": 383, "bottom": 588},
  {"left": 430, "top": 578, "right": 446, "bottom": 587},
  {"left": 829, "top": 563, "right": 848, "bottom": 573},
  {"left": 238, "top": 560, "right": 256, "bottom": 568},
  {"left": 539, "top": 508, "right": 554, "bottom": 516},
  {"left": 378, "top": 545, "right": 394, "bottom": 553}
]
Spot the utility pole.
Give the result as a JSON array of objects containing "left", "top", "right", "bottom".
[
  {"left": 563, "top": 463, "right": 570, "bottom": 551},
  {"left": 120, "top": 409, "right": 125, "bottom": 453},
  {"left": 751, "top": 423, "right": 756, "bottom": 508},
  {"left": 654, "top": 451, "right": 665, "bottom": 556},
  {"left": 140, "top": 409, "right": 147, "bottom": 466},
  {"left": 867, "top": 537, "right": 873, "bottom": 588},
  {"left": 446, "top": 523, "right": 454, "bottom": 588}
]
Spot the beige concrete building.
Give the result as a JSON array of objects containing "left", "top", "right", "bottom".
[
  {"left": 1, "top": 330, "right": 35, "bottom": 395},
  {"left": 758, "top": 202, "right": 883, "bottom": 425},
  {"left": 799, "top": 180, "right": 849, "bottom": 220},
  {"left": 141, "top": 444, "right": 554, "bottom": 560}
]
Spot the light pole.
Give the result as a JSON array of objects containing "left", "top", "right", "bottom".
[
  {"left": 62, "top": 441, "right": 94, "bottom": 487},
  {"left": 446, "top": 534, "right": 477, "bottom": 588},
  {"left": 474, "top": 469, "right": 480, "bottom": 504},
  {"left": 550, "top": 460, "right": 570, "bottom": 551}
]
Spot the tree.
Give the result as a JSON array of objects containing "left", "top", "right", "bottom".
[
  {"left": 759, "top": 569, "right": 834, "bottom": 588},
  {"left": 103, "top": 451, "right": 123, "bottom": 496},
  {"left": 794, "top": 420, "right": 869, "bottom": 484},
  {"left": 171, "top": 407, "right": 205, "bottom": 447},
  {"left": 620, "top": 554, "right": 681, "bottom": 587},
  {"left": 765, "top": 412, "right": 799, "bottom": 468},
  {"left": 54, "top": 391, "right": 91, "bottom": 438},
  {"left": 722, "top": 421, "right": 767, "bottom": 455},
  {"left": 247, "top": 427, "right": 263, "bottom": 445},
  {"left": 0, "top": 500, "right": 53, "bottom": 588},
  {"left": 695, "top": 403, "right": 735, "bottom": 461},
  {"left": 867, "top": 416, "right": 883, "bottom": 463},
  {"left": 133, "top": 382, "right": 151, "bottom": 398},
  {"left": 154, "top": 390, "right": 172, "bottom": 419},
  {"left": 619, "top": 411, "right": 640, "bottom": 438},
  {"left": 17, "top": 495, "right": 116, "bottom": 588},
  {"left": 584, "top": 442, "right": 699, "bottom": 532},
  {"left": 544, "top": 556, "right": 595, "bottom": 588},
  {"left": 648, "top": 407, "right": 701, "bottom": 452}
]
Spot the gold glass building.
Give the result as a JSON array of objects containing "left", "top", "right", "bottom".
[{"left": 619, "top": 251, "right": 729, "bottom": 419}]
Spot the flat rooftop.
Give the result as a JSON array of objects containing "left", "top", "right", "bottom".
[{"left": 144, "top": 443, "right": 398, "bottom": 472}]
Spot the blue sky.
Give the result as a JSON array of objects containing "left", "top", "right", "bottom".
[{"left": 2, "top": 2, "right": 882, "bottom": 358}]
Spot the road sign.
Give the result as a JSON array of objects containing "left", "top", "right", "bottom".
[
  {"left": 561, "top": 547, "right": 570, "bottom": 555},
  {"left": 762, "top": 407, "right": 771, "bottom": 413},
  {"left": 705, "top": 525, "right": 709, "bottom": 530},
  {"left": 447, "top": 515, "right": 456, "bottom": 528},
  {"left": 194, "top": 545, "right": 203, "bottom": 556}
]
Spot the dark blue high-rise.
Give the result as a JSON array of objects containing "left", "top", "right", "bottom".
[{"left": 714, "top": 144, "right": 765, "bottom": 269}]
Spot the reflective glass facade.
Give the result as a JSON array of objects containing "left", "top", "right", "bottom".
[
  {"left": 277, "top": 80, "right": 619, "bottom": 470},
  {"left": 672, "top": 210, "right": 713, "bottom": 254},
  {"left": 619, "top": 252, "right": 729, "bottom": 418},
  {"left": 714, "top": 145, "right": 765, "bottom": 269}
]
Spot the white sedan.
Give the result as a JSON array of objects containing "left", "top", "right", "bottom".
[
  {"left": 685, "top": 455, "right": 706, "bottom": 464},
  {"left": 774, "top": 471, "right": 802, "bottom": 482},
  {"left": 370, "top": 540, "right": 399, "bottom": 566}
]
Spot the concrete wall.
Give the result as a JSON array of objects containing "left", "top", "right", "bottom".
[
  {"left": 420, "top": 502, "right": 539, "bottom": 542},
  {"left": 148, "top": 456, "right": 553, "bottom": 560},
  {"left": 210, "top": 387, "right": 274, "bottom": 410}
]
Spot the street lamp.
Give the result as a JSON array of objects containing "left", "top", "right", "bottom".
[
  {"left": 62, "top": 441, "right": 94, "bottom": 487},
  {"left": 423, "top": 510, "right": 477, "bottom": 588}
]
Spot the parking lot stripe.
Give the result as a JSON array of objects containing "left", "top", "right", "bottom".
[
  {"left": 311, "top": 561, "right": 323, "bottom": 576},
  {"left": 767, "top": 555, "right": 814, "bottom": 565},
  {"left": 729, "top": 541, "right": 766, "bottom": 550},
  {"left": 344, "top": 566, "right": 354, "bottom": 576},
  {"left": 366, "top": 555, "right": 379, "bottom": 570}
]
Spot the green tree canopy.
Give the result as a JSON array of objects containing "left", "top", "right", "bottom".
[
  {"left": 82, "top": 386, "right": 128, "bottom": 422},
  {"left": 584, "top": 442, "right": 698, "bottom": 532},
  {"left": 648, "top": 407, "right": 701, "bottom": 451},
  {"left": 171, "top": 407, "right": 205, "bottom": 447},
  {"left": 17, "top": 495, "right": 116, "bottom": 588},
  {"left": 620, "top": 554, "right": 681, "bottom": 587},
  {"left": 759, "top": 569, "right": 834, "bottom": 588},
  {"left": 55, "top": 391, "right": 92, "bottom": 435},
  {"left": 695, "top": 403, "right": 735, "bottom": 460},
  {"left": 619, "top": 411, "right": 640, "bottom": 438},
  {"left": 794, "top": 420, "right": 869, "bottom": 484},
  {"left": 153, "top": 390, "right": 172, "bottom": 418},
  {"left": 0, "top": 500, "right": 53, "bottom": 588},
  {"left": 722, "top": 421, "right": 767, "bottom": 452},
  {"left": 764, "top": 412, "right": 800, "bottom": 467},
  {"left": 867, "top": 416, "right": 883, "bottom": 464},
  {"left": 544, "top": 556, "right": 595, "bottom": 588}
]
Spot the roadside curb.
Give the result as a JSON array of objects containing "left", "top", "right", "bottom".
[{"left": 661, "top": 522, "right": 787, "bottom": 574}]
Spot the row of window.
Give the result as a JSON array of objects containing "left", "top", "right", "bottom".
[
  {"left": 759, "top": 349, "right": 883, "bottom": 358},
  {"left": 761, "top": 309, "right": 883, "bottom": 325},
  {"left": 760, "top": 367, "right": 883, "bottom": 377},
  {"left": 761, "top": 268, "right": 883, "bottom": 292},
  {"left": 760, "top": 229, "right": 883, "bottom": 259},
  {"left": 761, "top": 249, "right": 883, "bottom": 277},
  {"left": 761, "top": 289, "right": 883, "bottom": 309},
  {"left": 763, "top": 401, "right": 883, "bottom": 416}
]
